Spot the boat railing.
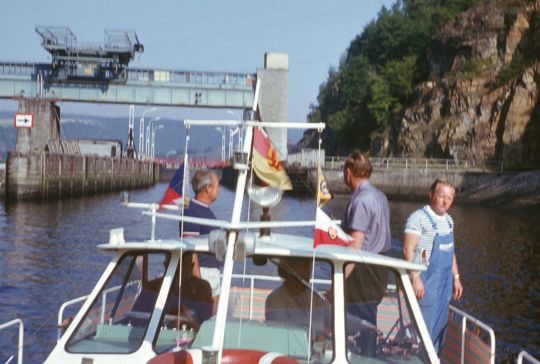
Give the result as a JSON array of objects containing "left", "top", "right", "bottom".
[
  {"left": 55, "top": 273, "right": 326, "bottom": 342},
  {"left": 56, "top": 280, "right": 141, "bottom": 341},
  {"left": 230, "top": 273, "right": 330, "bottom": 292},
  {"left": 0, "top": 318, "right": 24, "bottom": 364},
  {"left": 57, "top": 295, "right": 89, "bottom": 340},
  {"left": 229, "top": 273, "right": 331, "bottom": 321},
  {"left": 517, "top": 350, "right": 540, "bottom": 364},
  {"left": 441, "top": 305, "right": 496, "bottom": 364},
  {"left": 230, "top": 274, "right": 279, "bottom": 318}
]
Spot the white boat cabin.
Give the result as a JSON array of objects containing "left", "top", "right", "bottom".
[{"left": 44, "top": 230, "right": 439, "bottom": 364}]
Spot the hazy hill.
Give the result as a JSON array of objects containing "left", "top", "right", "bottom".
[
  {"left": 0, "top": 110, "right": 225, "bottom": 160},
  {"left": 0, "top": 109, "right": 304, "bottom": 162}
]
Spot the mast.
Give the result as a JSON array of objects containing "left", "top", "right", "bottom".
[{"left": 210, "top": 79, "right": 261, "bottom": 361}]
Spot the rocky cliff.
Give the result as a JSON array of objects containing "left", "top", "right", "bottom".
[{"left": 395, "top": 0, "right": 540, "bottom": 168}]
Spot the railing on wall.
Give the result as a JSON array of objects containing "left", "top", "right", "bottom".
[
  {"left": 324, "top": 156, "right": 504, "bottom": 172},
  {"left": 287, "top": 149, "right": 325, "bottom": 168}
]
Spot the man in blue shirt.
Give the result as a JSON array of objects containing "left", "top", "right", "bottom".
[
  {"left": 342, "top": 151, "right": 391, "bottom": 356},
  {"left": 180, "top": 170, "right": 221, "bottom": 310}
]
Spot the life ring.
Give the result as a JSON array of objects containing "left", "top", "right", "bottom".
[
  {"left": 147, "top": 349, "right": 298, "bottom": 364},
  {"left": 147, "top": 350, "right": 193, "bottom": 364},
  {"left": 221, "top": 349, "right": 299, "bottom": 364}
]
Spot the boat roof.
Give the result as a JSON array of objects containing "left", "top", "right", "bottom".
[{"left": 98, "top": 232, "right": 425, "bottom": 272}]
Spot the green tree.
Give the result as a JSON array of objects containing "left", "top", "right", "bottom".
[
  {"left": 382, "top": 55, "right": 418, "bottom": 102},
  {"left": 309, "top": 0, "right": 482, "bottom": 154}
]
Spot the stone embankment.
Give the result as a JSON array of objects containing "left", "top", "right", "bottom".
[
  {"left": 459, "top": 171, "right": 540, "bottom": 207},
  {"left": 304, "top": 166, "right": 540, "bottom": 208}
]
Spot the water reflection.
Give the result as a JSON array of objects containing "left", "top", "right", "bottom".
[{"left": 0, "top": 184, "right": 539, "bottom": 362}]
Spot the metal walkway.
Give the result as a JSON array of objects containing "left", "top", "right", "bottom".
[{"left": 0, "top": 61, "right": 256, "bottom": 108}]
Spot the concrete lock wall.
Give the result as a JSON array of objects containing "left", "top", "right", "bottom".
[
  {"left": 307, "top": 168, "right": 505, "bottom": 200},
  {"left": 6, "top": 152, "right": 158, "bottom": 200}
]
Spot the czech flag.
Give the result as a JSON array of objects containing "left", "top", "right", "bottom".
[
  {"left": 313, "top": 207, "right": 354, "bottom": 248},
  {"left": 252, "top": 128, "right": 292, "bottom": 190},
  {"left": 159, "top": 164, "right": 187, "bottom": 207}
]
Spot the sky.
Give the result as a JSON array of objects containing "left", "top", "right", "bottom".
[{"left": 1, "top": 0, "right": 394, "bottom": 122}]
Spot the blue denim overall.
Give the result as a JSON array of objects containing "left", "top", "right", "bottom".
[{"left": 419, "top": 210, "right": 454, "bottom": 354}]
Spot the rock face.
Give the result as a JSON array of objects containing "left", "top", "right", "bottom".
[{"left": 396, "top": 1, "right": 540, "bottom": 168}]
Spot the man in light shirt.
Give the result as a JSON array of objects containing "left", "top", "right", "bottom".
[{"left": 402, "top": 178, "right": 464, "bottom": 354}]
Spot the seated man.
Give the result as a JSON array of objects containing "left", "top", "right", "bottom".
[
  {"left": 165, "top": 252, "right": 213, "bottom": 330},
  {"left": 265, "top": 258, "right": 331, "bottom": 334}
]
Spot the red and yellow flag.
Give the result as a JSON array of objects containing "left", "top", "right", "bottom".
[{"left": 252, "top": 128, "right": 292, "bottom": 190}]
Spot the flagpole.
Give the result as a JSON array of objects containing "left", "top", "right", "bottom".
[
  {"left": 310, "top": 126, "right": 327, "bottom": 359},
  {"left": 179, "top": 125, "right": 191, "bottom": 241},
  {"left": 212, "top": 79, "right": 261, "bottom": 361},
  {"left": 317, "top": 127, "right": 323, "bottom": 208}
]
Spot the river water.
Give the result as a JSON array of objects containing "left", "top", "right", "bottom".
[{"left": 0, "top": 183, "right": 539, "bottom": 363}]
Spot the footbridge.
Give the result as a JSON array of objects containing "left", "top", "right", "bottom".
[
  {"left": 0, "top": 63, "right": 256, "bottom": 108},
  {"left": 0, "top": 26, "right": 256, "bottom": 108}
]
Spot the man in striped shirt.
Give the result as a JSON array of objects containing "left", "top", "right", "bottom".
[{"left": 402, "top": 179, "right": 463, "bottom": 354}]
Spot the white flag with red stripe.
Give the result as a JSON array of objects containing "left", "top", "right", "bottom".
[{"left": 313, "top": 207, "right": 355, "bottom": 248}]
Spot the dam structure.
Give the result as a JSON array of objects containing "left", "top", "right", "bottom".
[{"left": 1, "top": 27, "right": 289, "bottom": 200}]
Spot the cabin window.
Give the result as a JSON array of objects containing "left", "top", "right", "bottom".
[
  {"left": 165, "top": 255, "right": 335, "bottom": 363},
  {"left": 343, "top": 263, "right": 425, "bottom": 363},
  {"left": 65, "top": 251, "right": 170, "bottom": 354}
]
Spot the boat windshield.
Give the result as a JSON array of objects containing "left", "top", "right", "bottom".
[
  {"left": 66, "top": 251, "right": 170, "bottom": 354},
  {"left": 157, "top": 254, "right": 335, "bottom": 362},
  {"left": 344, "top": 262, "right": 425, "bottom": 363},
  {"left": 146, "top": 253, "right": 426, "bottom": 363}
]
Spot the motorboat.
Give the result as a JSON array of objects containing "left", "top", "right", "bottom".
[{"left": 2, "top": 87, "right": 538, "bottom": 364}]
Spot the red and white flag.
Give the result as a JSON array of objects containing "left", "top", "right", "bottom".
[{"left": 313, "top": 207, "right": 354, "bottom": 248}]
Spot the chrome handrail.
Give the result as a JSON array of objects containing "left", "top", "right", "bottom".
[
  {"left": 57, "top": 295, "right": 88, "bottom": 341},
  {"left": 0, "top": 318, "right": 24, "bottom": 364},
  {"left": 449, "top": 305, "right": 496, "bottom": 364},
  {"left": 56, "top": 280, "right": 141, "bottom": 341},
  {"left": 517, "top": 350, "right": 540, "bottom": 364}
]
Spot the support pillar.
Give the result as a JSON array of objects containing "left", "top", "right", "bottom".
[
  {"left": 15, "top": 98, "right": 61, "bottom": 153},
  {"left": 7, "top": 98, "right": 60, "bottom": 200},
  {"left": 257, "top": 53, "right": 288, "bottom": 159}
]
